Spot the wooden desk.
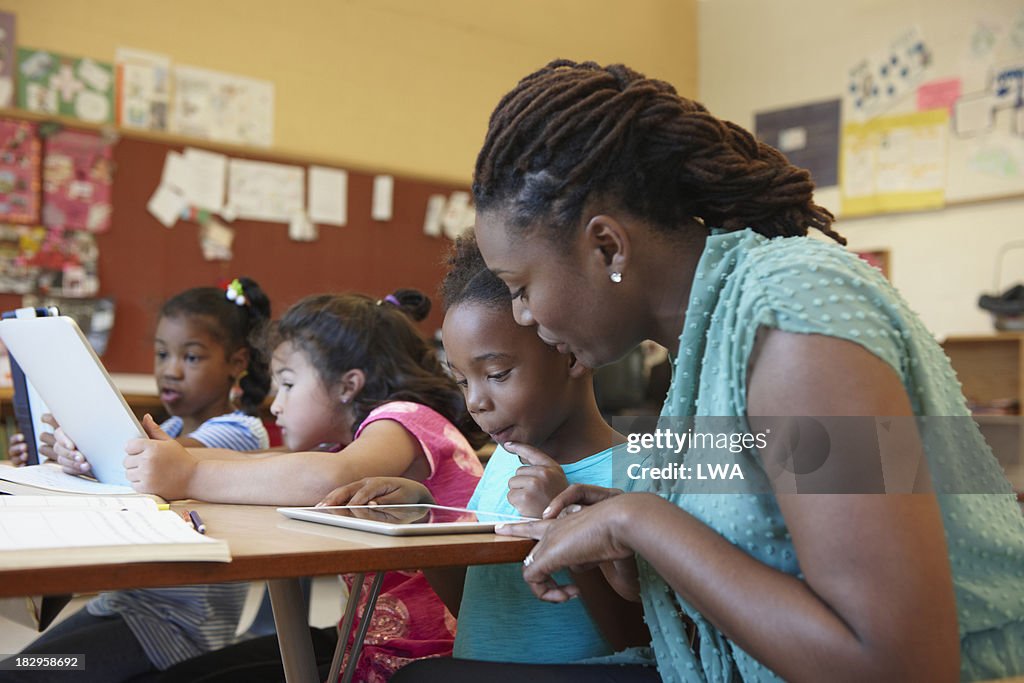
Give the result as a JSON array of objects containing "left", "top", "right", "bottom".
[{"left": 0, "top": 502, "right": 534, "bottom": 682}]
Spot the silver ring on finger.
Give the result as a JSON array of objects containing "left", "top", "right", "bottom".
[{"left": 523, "top": 553, "right": 535, "bottom": 567}]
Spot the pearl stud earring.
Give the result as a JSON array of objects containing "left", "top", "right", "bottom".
[{"left": 610, "top": 272, "right": 623, "bottom": 283}]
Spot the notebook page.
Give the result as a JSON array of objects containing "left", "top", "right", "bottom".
[
  {"left": 0, "top": 509, "right": 212, "bottom": 550},
  {"left": 0, "top": 463, "right": 135, "bottom": 495},
  {"left": 0, "top": 496, "right": 158, "bottom": 511}
]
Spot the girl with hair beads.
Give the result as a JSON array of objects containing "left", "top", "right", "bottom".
[
  {"left": 113, "top": 289, "right": 485, "bottom": 682},
  {"left": 469, "top": 60, "right": 1024, "bottom": 682},
  {"left": 7, "top": 277, "right": 272, "bottom": 682}
]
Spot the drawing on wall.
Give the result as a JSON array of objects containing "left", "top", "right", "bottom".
[
  {"left": 226, "top": 159, "right": 303, "bottom": 223},
  {"left": 115, "top": 48, "right": 171, "bottom": 132},
  {"left": 42, "top": 130, "right": 115, "bottom": 233},
  {"left": 953, "top": 64, "right": 1024, "bottom": 138},
  {"left": 840, "top": 109, "right": 948, "bottom": 217},
  {"left": 0, "top": 119, "right": 41, "bottom": 224},
  {"left": 755, "top": 99, "right": 841, "bottom": 187},
  {"left": 847, "top": 28, "right": 933, "bottom": 119},
  {"left": 17, "top": 49, "right": 115, "bottom": 124},
  {"left": 0, "top": 12, "right": 15, "bottom": 108},
  {"left": 947, "top": 61, "right": 1024, "bottom": 202},
  {"left": 172, "top": 65, "right": 274, "bottom": 147}
]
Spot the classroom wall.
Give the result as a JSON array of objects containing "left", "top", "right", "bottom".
[
  {"left": 699, "top": 0, "right": 1024, "bottom": 340},
  {"left": 4, "top": 0, "right": 698, "bottom": 184}
]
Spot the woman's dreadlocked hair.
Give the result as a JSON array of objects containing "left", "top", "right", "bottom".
[{"left": 472, "top": 60, "right": 844, "bottom": 245}]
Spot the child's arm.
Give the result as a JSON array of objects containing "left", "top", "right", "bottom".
[
  {"left": 319, "top": 477, "right": 469, "bottom": 615},
  {"left": 50, "top": 416, "right": 276, "bottom": 475},
  {"left": 121, "top": 416, "right": 427, "bottom": 504}
]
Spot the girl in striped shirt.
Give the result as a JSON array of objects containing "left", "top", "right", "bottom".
[{"left": 12, "top": 278, "right": 273, "bottom": 682}]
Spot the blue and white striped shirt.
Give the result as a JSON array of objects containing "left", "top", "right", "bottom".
[{"left": 86, "top": 411, "right": 269, "bottom": 670}]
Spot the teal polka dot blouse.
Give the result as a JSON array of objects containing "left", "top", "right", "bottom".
[{"left": 638, "top": 229, "right": 1024, "bottom": 682}]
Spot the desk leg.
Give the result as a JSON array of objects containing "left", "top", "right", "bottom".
[
  {"left": 340, "top": 572, "right": 385, "bottom": 683},
  {"left": 268, "top": 578, "right": 319, "bottom": 683},
  {"left": 326, "top": 572, "right": 364, "bottom": 683}
]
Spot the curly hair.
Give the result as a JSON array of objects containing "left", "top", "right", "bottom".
[
  {"left": 440, "top": 232, "right": 510, "bottom": 312},
  {"left": 473, "top": 59, "right": 843, "bottom": 245}
]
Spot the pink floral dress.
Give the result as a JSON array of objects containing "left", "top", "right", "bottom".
[{"left": 337, "top": 401, "right": 483, "bottom": 682}]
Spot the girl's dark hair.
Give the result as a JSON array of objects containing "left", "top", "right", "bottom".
[
  {"left": 268, "top": 289, "right": 488, "bottom": 449},
  {"left": 473, "top": 59, "right": 844, "bottom": 245},
  {"left": 441, "top": 232, "right": 510, "bottom": 312},
  {"left": 160, "top": 277, "right": 272, "bottom": 416}
]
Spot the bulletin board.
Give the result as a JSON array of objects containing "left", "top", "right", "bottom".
[
  {"left": 748, "top": 1, "right": 1024, "bottom": 218},
  {"left": 839, "top": 5, "right": 1024, "bottom": 212},
  {"left": 0, "top": 121, "right": 466, "bottom": 373}
]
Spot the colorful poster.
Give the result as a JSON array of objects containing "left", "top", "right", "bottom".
[
  {"left": 0, "top": 119, "right": 41, "bottom": 224},
  {"left": 0, "top": 13, "right": 15, "bottom": 107},
  {"left": 0, "top": 225, "right": 99, "bottom": 297},
  {"left": 16, "top": 49, "right": 114, "bottom": 124},
  {"left": 42, "top": 130, "right": 114, "bottom": 233},
  {"left": 115, "top": 48, "right": 170, "bottom": 131},
  {"left": 755, "top": 99, "right": 841, "bottom": 187},
  {"left": 840, "top": 109, "right": 949, "bottom": 217},
  {"left": 172, "top": 65, "right": 274, "bottom": 147}
]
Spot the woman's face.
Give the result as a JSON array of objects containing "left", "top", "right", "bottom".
[{"left": 475, "top": 209, "right": 638, "bottom": 368}]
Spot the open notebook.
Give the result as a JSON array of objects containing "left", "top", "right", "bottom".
[
  {"left": 0, "top": 462, "right": 165, "bottom": 503},
  {"left": 0, "top": 496, "right": 230, "bottom": 570}
]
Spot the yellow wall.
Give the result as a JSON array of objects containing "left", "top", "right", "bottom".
[{"left": 4, "top": 0, "right": 698, "bottom": 183}]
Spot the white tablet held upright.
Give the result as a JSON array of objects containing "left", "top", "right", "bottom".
[{"left": 0, "top": 316, "right": 144, "bottom": 485}]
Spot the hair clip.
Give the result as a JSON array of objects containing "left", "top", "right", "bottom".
[
  {"left": 225, "top": 278, "right": 247, "bottom": 306},
  {"left": 378, "top": 294, "right": 400, "bottom": 307}
]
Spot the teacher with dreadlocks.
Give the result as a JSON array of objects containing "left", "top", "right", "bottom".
[{"left": 393, "top": 61, "right": 1024, "bottom": 683}]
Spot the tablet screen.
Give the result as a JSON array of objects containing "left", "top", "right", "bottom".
[{"left": 313, "top": 505, "right": 523, "bottom": 525}]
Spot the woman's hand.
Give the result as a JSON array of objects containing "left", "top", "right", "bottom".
[
  {"left": 123, "top": 414, "right": 197, "bottom": 498},
  {"left": 318, "top": 477, "right": 435, "bottom": 507},
  {"left": 496, "top": 486, "right": 642, "bottom": 603}
]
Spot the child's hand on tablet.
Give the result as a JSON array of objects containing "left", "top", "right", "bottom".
[
  {"left": 7, "top": 432, "right": 28, "bottom": 466},
  {"left": 123, "top": 414, "right": 198, "bottom": 498},
  {"left": 50, "top": 416, "right": 93, "bottom": 476},
  {"left": 504, "top": 442, "right": 570, "bottom": 518},
  {"left": 38, "top": 414, "right": 58, "bottom": 463},
  {"left": 318, "top": 477, "right": 435, "bottom": 507}
]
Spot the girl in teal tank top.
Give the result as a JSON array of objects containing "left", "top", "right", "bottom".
[{"left": 464, "top": 60, "right": 1024, "bottom": 683}]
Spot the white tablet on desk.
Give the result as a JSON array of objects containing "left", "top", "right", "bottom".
[
  {"left": 0, "top": 316, "right": 144, "bottom": 486},
  {"left": 277, "top": 504, "right": 532, "bottom": 536}
]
